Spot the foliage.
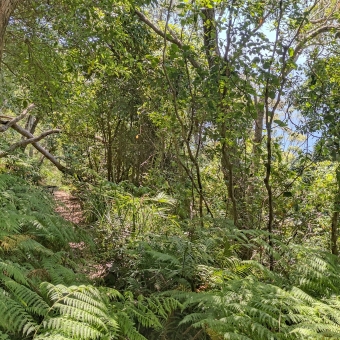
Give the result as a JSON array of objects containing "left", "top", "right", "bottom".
[
  {"left": 2, "top": 0, "right": 340, "bottom": 339},
  {"left": 86, "top": 182, "right": 340, "bottom": 339},
  {"left": 0, "top": 174, "right": 180, "bottom": 339}
]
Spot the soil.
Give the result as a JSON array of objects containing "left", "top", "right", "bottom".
[
  {"left": 52, "top": 189, "right": 110, "bottom": 280},
  {"left": 53, "top": 190, "right": 84, "bottom": 225}
]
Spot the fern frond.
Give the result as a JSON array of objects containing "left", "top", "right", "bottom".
[
  {"left": 38, "top": 283, "right": 120, "bottom": 339},
  {"left": 3, "top": 278, "right": 49, "bottom": 316},
  {"left": 146, "top": 250, "right": 180, "bottom": 264},
  {"left": 0, "top": 260, "right": 28, "bottom": 285},
  {"left": 34, "top": 334, "right": 72, "bottom": 340},
  {"left": 41, "top": 259, "right": 78, "bottom": 285},
  {"left": 0, "top": 293, "right": 38, "bottom": 335},
  {"left": 0, "top": 331, "right": 10, "bottom": 340},
  {"left": 115, "top": 311, "right": 148, "bottom": 340},
  {"left": 44, "top": 317, "right": 103, "bottom": 339}
]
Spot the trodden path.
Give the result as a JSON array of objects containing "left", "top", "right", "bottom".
[
  {"left": 53, "top": 190, "right": 84, "bottom": 225},
  {"left": 53, "top": 189, "right": 109, "bottom": 280}
]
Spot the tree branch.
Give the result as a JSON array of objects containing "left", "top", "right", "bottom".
[
  {"left": 1, "top": 121, "right": 72, "bottom": 174},
  {"left": 0, "top": 103, "right": 35, "bottom": 132},
  {"left": 294, "top": 24, "right": 340, "bottom": 60},
  {"left": 0, "top": 129, "right": 61, "bottom": 158},
  {"left": 309, "top": 0, "right": 339, "bottom": 24},
  {"left": 134, "top": 10, "right": 201, "bottom": 69}
]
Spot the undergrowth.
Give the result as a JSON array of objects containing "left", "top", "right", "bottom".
[
  {"left": 2, "top": 175, "right": 340, "bottom": 339},
  {"left": 0, "top": 174, "right": 174, "bottom": 339}
]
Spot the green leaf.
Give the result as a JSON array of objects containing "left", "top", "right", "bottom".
[
  {"left": 288, "top": 47, "right": 294, "bottom": 57},
  {"left": 274, "top": 119, "right": 287, "bottom": 127}
]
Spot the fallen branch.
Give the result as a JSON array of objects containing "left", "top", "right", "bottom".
[
  {"left": 0, "top": 129, "right": 61, "bottom": 158},
  {"left": 9, "top": 122, "right": 72, "bottom": 174},
  {"left": 0, "top": 117, "right": 73, "bottom": 174}
]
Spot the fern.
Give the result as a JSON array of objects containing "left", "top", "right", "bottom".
[
  {"left": 287, "top": 245, "right": 340, "bottom": 297},
  {"left": 112, "top": 294, "right": 181, "bottom": 340},
  {"left": 0, "top": 176, "right": 183, "bottom": 340},
  {"left": 178, "top": 275, "right": 340, "bottom": 339},
  {"left": 0, "top": 333, "right": 9, "bottom": 340},
  {"left": 36, "top": 283, "right": 119, "bottom": 339},
  {"left": 0, "top": 290, "right": 38, "bottom": 336},
  {"left": 3, "top": 277, "right": 49, "bottom": 316},
  {"left": 0, "top": 175, "right": 88, "bottom": 338}
]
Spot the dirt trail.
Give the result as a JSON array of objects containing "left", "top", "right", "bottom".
[
  {"left": 53, "top": 189, "right": 109, "bottom": 279},
  {"left": 53, "top": 190, "right": 84, "bottom": 224}
]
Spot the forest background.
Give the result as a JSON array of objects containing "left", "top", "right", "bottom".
[{"left": 1, "top": 0, "right": 340, "bottom": 339}]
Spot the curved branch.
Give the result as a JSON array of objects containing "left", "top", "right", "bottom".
[
  {"left": 134, "top": 10, "right": 201, "bottom": 69},
  {"left": 294, "top": 24, "right": 340, "bottom": 61}
]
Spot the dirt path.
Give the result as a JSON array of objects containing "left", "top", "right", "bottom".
[
  {"left": 53, "top": 189, "right": 109, "bottom": 279},
  {"left": 53, "top": 190, "right": 84, "bottom": 224}
]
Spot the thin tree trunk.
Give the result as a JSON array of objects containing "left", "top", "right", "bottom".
[
  {"left": 22, "top": 115, "right": 39, "bottom": 152},
  {"left": 331, "top": 210, "right": 339, "bottom": 256},
  {"left": 253, "top": 96, "right": 264, "bottom": 149},
  {"left": 107, "top": 127, "right": 113, "bottom": 182},
  {"left": 201, "top": 7, "right": 219, "bottom": 69},
  {"left": 220, "top": 122, "right": 238, "bottom": 226},
  {"left": 331, "top": 166, "right": 340, "bottom": 255}
]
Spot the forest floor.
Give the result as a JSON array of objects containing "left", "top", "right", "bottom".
[{"left": 53, "top": 190, "right": 84, "bottom": 224}]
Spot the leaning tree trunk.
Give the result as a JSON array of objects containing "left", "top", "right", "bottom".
[{"left": 0, "top": 0, "right": 22, "bottom": 62}]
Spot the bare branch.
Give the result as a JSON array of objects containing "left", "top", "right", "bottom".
[
  {"left": 0, "top": 103, "right": 35, "bottom": 132},
  {"left": 294, "top": 24, "right": 340, "bottom": 60},
  {"left": 309, "top": 0, "right": 340, "bottom": 23}
]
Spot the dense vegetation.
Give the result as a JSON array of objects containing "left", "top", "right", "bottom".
[{"left": 1, "top": 0, "right": 340, "bottom": 339}]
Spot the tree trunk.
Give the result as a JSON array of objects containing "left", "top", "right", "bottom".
[
  {"left": 201, "top": 7, "right": 220, "bottom": 69},
  {"left": 0, "top": 0, "right": 22, "bottom": 62},
  {"left": 253, "top": 104, "right": 264, "bottom": 146},
  {"left": 22, "top": 115, "right": 39, "bottom": 152},
  {"left": 331, "top": 166, "right": 340, "bottom": 256},
  {"left": 331, "top": 210, "right": 339, "bottom": 256}
]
